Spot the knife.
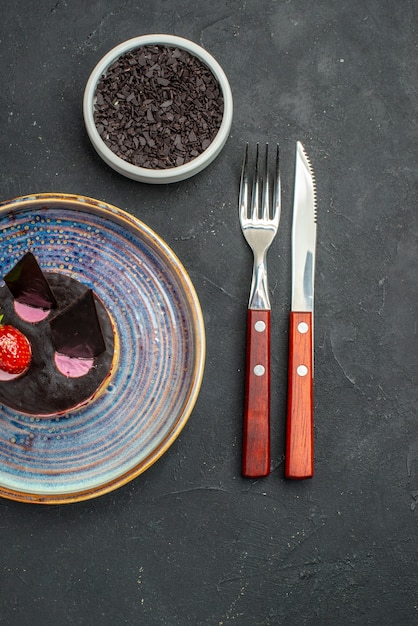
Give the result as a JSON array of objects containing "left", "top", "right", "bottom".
[{"left": 285, "top": 141, "right": 317, "bottom": 479}]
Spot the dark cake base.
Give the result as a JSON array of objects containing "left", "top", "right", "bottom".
[{"left": 0, "top": 273, "right": 116, "bottom": 417}]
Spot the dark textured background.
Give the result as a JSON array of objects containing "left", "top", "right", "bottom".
[{"left": 0, "top": 1, "right": 417, "bottom": 624}]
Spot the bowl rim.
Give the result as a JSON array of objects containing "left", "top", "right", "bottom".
[{"left": 83, "top": 34, "right": 233, "bottom": 183}]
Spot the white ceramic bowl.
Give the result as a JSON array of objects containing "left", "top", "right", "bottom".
[{"left": 83, "top": 34, "right": 233, "bottom": 184}]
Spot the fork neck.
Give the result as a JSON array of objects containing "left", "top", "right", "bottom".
[{"left": 248, "top": 256, "right": 271, "bottom": 310}]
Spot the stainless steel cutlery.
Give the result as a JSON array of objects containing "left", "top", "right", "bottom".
[
  {"left": 239, "top": 143, "right": 281, "bottom": 478},
  {"left": 239, "top": 141, "right": 317, "bottom": 479},
  {"left": 285, "top": 141, "right": 317, "bottom": 479}
]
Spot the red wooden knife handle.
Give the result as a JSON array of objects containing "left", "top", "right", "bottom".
[
  {"left": 242, "top": 309, "right": 271, "bottom": 478},
  {"left": 285, "top": 311, "right": 314, "bottom": 479}
]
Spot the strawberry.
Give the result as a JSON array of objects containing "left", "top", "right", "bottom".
[{"left": 0, "top": 314, "right": 32, "bottom": 375}]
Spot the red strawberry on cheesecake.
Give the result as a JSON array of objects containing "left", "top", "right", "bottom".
[{"left": 0, "top": 314, "right": 32, "bottom": 380}]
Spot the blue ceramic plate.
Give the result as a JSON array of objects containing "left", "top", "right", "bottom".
[{"left": 0, "top": 194, "right": 205, "bottom": 503}]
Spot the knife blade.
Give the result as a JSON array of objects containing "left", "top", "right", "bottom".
[{"left": 285, "top": 141, "right": 317, "bottom": 479}]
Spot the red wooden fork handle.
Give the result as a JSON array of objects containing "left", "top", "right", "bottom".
[
  {"left": 242, "top": 309, "right": 271, "bottom": 478},
  {"left": 285, "top": 311, "right": 314, "bottom": 479}
]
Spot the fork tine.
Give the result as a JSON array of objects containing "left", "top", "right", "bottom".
[
  {"left": 273, "top": 143, "right": 281, "bottom": 223},
  {"left": 261, "top": 143, "right": 269, "bottom": 221},
  {"left": 251, "top": 143, "right": 260, "bottom": 220},
  {"left": 239, "top": 143, "right": 249, "bottom": 222}
]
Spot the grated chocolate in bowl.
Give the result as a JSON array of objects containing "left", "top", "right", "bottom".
[{"left": 93, "top": 45, "right": 225, "bottom": 170}]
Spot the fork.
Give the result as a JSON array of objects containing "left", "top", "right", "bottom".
[{"left": 239, "top": 143, "right": 281, "bottom": 477}]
